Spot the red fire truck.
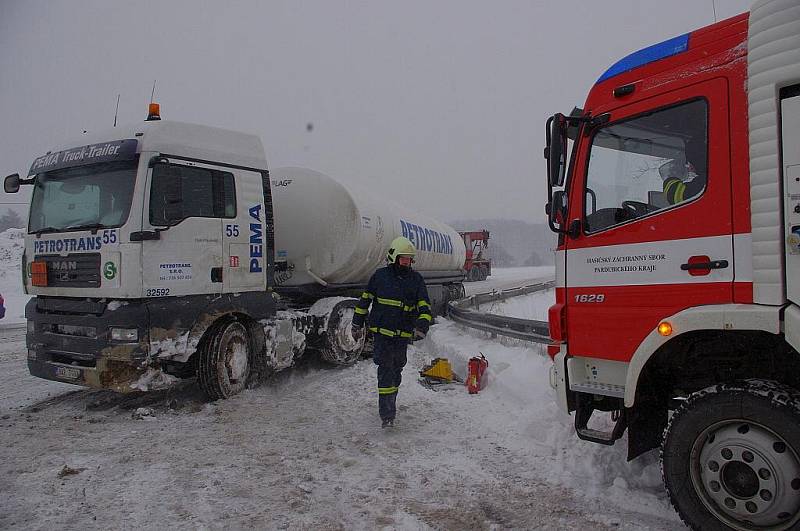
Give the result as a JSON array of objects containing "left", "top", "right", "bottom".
[
  {"left": 460, "top": 230, "right": 491, "bottom": 281},
  {"left": 545, "top": 1, "right": 800, "bottom": 528}
]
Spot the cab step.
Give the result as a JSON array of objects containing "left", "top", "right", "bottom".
[{"left": 574, "top": 395, "right": 627, "bottom": 446}]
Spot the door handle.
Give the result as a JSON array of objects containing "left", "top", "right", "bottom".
[
  {"left": 680, "top": 259, "right": 728, "bottom": 271},
  {"left": 130, "top": 230, "right": 161, "bottom": 241}
]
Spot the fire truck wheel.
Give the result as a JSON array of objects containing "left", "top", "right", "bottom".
[
  {"left": 197, "top": 320, "right": 251, "bottom": 400},
  {"left": 662, "top": 380, "right": 800, "bottom": 530},
  {"left": 319, "top": 300, "right": 364, "bottom": 366}
]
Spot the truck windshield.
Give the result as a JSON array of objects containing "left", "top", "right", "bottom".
[{"left": 28, "top": 159, "right": 138, "bottom": 233}]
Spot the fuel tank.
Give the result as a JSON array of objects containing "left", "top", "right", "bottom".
[{"left": 270, "top": 167, "right": 466, "bottom": 288}]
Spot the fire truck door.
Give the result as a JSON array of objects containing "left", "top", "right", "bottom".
[{"left": 565, "top": 80, "right": 733, "bottom": 362}]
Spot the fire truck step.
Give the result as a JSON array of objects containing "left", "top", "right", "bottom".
[{"left": 574, "top": 398, "right": 627, "bottom": 446}]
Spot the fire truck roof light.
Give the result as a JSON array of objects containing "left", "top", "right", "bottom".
[
  {"left": 658, "top": 321, "right": 673, "bottom": 337},
  {"left": 597, "top": 33, "right": 690, "bottom": 83}
]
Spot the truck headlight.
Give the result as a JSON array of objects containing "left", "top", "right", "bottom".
[{"left": 110, "top": 327, "right": 138, "bottom": 342}]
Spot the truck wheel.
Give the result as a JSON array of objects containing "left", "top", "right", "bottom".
[
  {"left": 453, "top": 283, "right": 466, "bottom": 300},
  {"left": 662, "top": 380, "right": 800, "bottom": 530},
  {"left": 197, "top": 320, "right": 251, "bottom": 400},
  {"left": 319, "top": 300, "right": 364, "bottom": 366}
]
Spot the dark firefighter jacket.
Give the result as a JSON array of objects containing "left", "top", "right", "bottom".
[{"left": 352, "top": 265, "right": 432, "bottom": 340}]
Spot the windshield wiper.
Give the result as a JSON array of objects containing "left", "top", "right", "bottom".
[
  {"left": 32, "top": 226, "right": 61, "bottom": 235},
  {"left": 63, "top": 223, "right": 107, "bottom": 234}
]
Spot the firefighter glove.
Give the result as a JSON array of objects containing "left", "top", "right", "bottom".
[{"left": 414, "top": 329, "right": 426, "bottom": 341}]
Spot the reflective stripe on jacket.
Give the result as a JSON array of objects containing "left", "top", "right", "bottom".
[{"left": 662, "top": 176, "right": 705, "bottom": 205}]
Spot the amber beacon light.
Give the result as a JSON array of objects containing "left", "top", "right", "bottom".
[
  {"left": 146, "top": 103, "right": 161, "bottom": 121},
  {"left": 657, "top": 321, "right": 673, "bottom": 336}
]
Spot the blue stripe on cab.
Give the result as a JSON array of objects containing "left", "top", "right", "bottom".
[{"left": 597, "top": 33, "right": 690, "bottom": 84}]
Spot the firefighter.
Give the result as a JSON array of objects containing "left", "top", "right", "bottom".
[
  {"left": 351, "top": 236, "right": 432, "bottom": 428},
  {"left": 659, "top": 159, "right": 700, "bottom": 204},
  {"left": 660, "top": 141, "right": 707, "bottom": 205}
]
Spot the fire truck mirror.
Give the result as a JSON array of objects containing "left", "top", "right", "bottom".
[
  {"left": 547, "top": 114, "right": 567, "bottom": 187},
  {"left": 551, "top": 190, "right": 567, "bottom": 226}
]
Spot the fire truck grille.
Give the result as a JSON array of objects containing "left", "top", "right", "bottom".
[{"left": 37, "top": 253, "right": 102, "bottom": 288}]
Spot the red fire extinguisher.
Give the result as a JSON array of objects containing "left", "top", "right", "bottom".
[{"left": 466, "top": 353, "right": 488, "bottom": 394}]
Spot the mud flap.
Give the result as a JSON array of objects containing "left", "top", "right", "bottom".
[{"left": 627, "top": 398, "right": 667, "bottom": 460}]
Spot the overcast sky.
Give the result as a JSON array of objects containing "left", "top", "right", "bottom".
[{"left": 1, "top": 0, "right": 752, "bottom": 224}]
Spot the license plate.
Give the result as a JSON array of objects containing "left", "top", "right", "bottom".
[{"left": 55, "top": 366, "right": 81, "bottom": 380}]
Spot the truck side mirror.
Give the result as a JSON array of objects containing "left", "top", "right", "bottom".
[
  {"left": 547, "top": 114, "right": 567, "bottom": 187},
  {"left": 550, "top": 190, "right": 568, "bottom": 226},
  {"left": 4, "top": 173, "right": 20, "bottom": 194}
]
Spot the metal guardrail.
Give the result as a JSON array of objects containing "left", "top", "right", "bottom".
[{"left": 446, "top": 280, "right": 554, "bottom": 343}]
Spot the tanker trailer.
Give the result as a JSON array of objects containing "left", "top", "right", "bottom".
[
  {"left": 268, "top": 167, "right": 466, "bottom": 373},
  {"left": 270, "top": 167, "right": 467, "bottom": 312}
]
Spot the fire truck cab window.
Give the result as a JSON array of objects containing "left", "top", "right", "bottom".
[{"left": 583, "top": 99, "right": 707, "bottom": 233}]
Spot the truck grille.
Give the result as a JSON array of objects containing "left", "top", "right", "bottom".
[{"left": 36, "top": 253, "right": 101, "bottom": 288}]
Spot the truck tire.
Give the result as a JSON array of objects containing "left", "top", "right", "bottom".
[
  {"left": 319, "top": 299, "right": 364, "bottom": 366},
  {"left": 446, "top": 282, "right": 466, "bottom": 304},
  {"left": 662, "top": 380, "right": 800, "bottom": 530},
  {"left": 197, "top": 320, "right": 251, "bottom": 400}
]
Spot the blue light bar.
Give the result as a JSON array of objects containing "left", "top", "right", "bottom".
[{"left": 597, "top": 33, "right": 690, "bottom": 83}]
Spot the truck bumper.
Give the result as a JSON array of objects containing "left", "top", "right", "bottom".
[{"left": 25, "top": 297, "right": 151, "bottom": 392}]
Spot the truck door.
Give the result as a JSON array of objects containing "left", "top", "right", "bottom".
[
  {"left": 141, "top": 160, "right": 234, "bottom": 298},
  {"left": 223, "top": 169, "right": 268, "bottom": 292},
  {"left": 565, "top": 79, "right": 733, "bottom": 362}
]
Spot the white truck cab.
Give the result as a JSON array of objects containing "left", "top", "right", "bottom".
[{"left": 8, "top": 116, "right": 281, "bottom": 397}]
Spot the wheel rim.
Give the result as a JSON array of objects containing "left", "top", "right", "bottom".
[
  {"left": 690, "top": 419, "right": 800, "bottom": 530},
  {"left": 224, "top": 325, "right": 249, "bottom": 384}
]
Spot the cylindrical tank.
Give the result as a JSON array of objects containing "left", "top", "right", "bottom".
[{"left": 270, "top": 167, "right": 466, "bottom": 287}]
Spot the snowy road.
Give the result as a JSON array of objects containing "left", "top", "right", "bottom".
[
  {"left": 0, "top": 266, "right": 682, "bottom": 529},
  {"left": 0, "top": 320, "right": 683, "bottom": 530}
]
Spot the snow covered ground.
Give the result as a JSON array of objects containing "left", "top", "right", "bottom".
[
  {"left": 477, "top": 288, "right": 553, "bottom": 322},
  {"left": 0, "top": 256, "right": 683, "bottom": 529},
  {"left": 0, "top": 228, "right": 28, "bottom": 326},
  {"left": 0, "top": 326, "right": 681, "bottom": 530}
]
